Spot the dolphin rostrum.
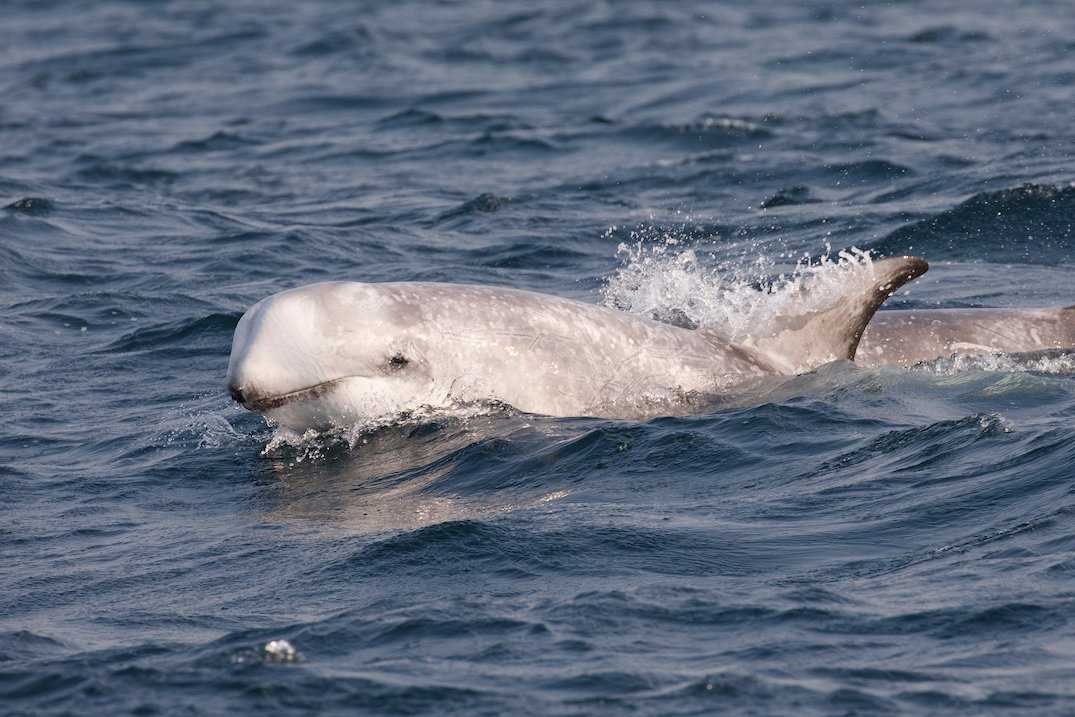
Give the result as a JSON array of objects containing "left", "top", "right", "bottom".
[{"left": 227, "top": 256, "right": 927, "bottom": 427}]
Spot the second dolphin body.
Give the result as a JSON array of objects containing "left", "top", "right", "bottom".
[{"left": 858, "top": 306, "right": 1075, "bottom": 366}]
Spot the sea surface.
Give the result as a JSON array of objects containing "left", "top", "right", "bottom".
[{"left": 3, "top": 1, "right": 1075, "bottom": 714}]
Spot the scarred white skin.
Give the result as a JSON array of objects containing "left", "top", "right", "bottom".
[
  {"left": 226, "top": 257, "right": 926, "bottom": 428},
  {"left": 858, "top": 307, "right": 1075, "bottom": 367}
]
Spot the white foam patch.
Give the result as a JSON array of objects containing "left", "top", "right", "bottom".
[
  {"left": 260, "top": 400, "right": 513, "bottom": 462},
  {"left": 601, "top": 230, "right": 881, "bottom": 343},
  {"left": 911, "top": 351, "right": 1075, "bottom": 376},
  {"left": 977, "top": 413, "right": 1015, "bottom": 434}
]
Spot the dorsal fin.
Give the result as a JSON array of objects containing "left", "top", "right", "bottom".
[{"left": 729, "top": 256, "right": 928, "bottom": 374}]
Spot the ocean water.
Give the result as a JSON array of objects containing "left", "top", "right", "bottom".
[{"left": 3, "top": 1, "right": 1075, "bottom": 714}]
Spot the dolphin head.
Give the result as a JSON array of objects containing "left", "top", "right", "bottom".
[{"left": 226, "top": 283, "right": 434, "bottom": 426}]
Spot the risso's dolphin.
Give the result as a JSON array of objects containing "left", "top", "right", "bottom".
[
  {"left": 857, "top": 306, "right": 1075, "bottom": 367},
  {"left": 226, "top": 256, "right": 926, "bottom": 427}
]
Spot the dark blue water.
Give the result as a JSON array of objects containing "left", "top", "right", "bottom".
[{"left": 3, "top": 2, "right": 1075, "bottom": 714}]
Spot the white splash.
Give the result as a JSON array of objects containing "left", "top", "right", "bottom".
[
  {"left": 977, "top": 413, "right": 1015, "bottom": 434},
  {"left": 156, "top": 393, "right": 252, "bottom": 449},
  {"left": 260, "top": 401, "right": 512, "bottom": 462},
  {"left": 601, "top": 230, "right": 880, "bottom": 343},
  {"left": 231, "top": 638, "right": 300, "bottom": 665},
  {"left": 263, "top": 639, "right": 299, "bottom": 663}
]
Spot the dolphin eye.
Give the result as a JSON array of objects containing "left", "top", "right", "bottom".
[{"left": 387, "top": 353, "right": 409, "bottom": 370}]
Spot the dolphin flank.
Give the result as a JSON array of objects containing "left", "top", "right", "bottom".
[{"left": 226, "top": 256, "right": 927, "bottom": 427}]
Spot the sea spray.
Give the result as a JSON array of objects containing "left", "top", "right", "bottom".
[{"left": 602, "top": 230, "right": 882, "bottom": 343}]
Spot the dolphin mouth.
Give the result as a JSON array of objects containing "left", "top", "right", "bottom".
[{"left": 232, "top": 379, "right": 345, "bottom": 412}]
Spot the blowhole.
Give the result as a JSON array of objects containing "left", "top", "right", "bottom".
[{"left": 387, "top": 353, "right": 409, "bottom": 370}]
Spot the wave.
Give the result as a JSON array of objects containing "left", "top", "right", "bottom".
[
  {"left": 375, "top": 108, "right": 535, "bottom": 133},
  {"left": 434, "top": 193, "right": 512, "bottom": 224},
  {"left": 169, "top": 131, "right": 258, "bottom": 154},
  {"left": 821, "top": 159, "right": 913, "bottom": 181},
  {"left": 102, "top": 313, "right": 239, "bottom": 354},
  {"left": 580, "top": 114, "right": 776, "bottom": 151},
  {"left": 869, "top": 183, "right": 1075, "bottom": 264},
  {"left": 904, "top": 26, "right": 992, "bottom": 44},
  {"left": 760, "top": 185, "right": 822, "bottom": 209},
  {"left": 3, "top": 197, "right": 55, "bottom": 215},
  {"left": 289, "top": 24, "right": 375, "bottom": 57}
]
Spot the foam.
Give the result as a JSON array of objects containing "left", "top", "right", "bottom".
[
  {"left": 261, "top": 401, "right": 513, "bottom": 463},
  {"left": 910, "top": 351, "right": 1075, "bottom": 376}
]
